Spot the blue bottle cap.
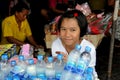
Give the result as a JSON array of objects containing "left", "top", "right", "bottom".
[
  {"left": 11, "top": 60, "right": 16, "bottom": 66},
  {"left": 75, "top": 44, "right": 81, "bottom": 50},
  {"left": 1, "top": 54, "right": 8, "bottom": 60},
  {"left": 18, "top": 55, "right": 24, "bottom": 61},
  {"left": 85, "top": 46, "right": 91, "bottom": 52},
  {"left": 28, "top": 59, "right": 34, "bottom": 64},
  {"left": 57, "top": 54, "right": 63, "bottom": 60},
  {"left": 47, "top": 57, "right": 53, "bottom": 62},
  {"left": 37, "top": 55, "right": 43, "bottom": 61}
]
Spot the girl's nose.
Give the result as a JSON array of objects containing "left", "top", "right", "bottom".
[{"left": 65, "top": 30, "right": 70, "bottom": 37}]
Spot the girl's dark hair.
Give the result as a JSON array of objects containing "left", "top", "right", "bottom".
[
  {"left": 11, "top": 2, "right": 30, "bottom": 15},
  {"left": 57, "top": 9, "right": 88, "bottom": 37}
]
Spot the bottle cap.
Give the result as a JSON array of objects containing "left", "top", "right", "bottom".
[
  {"left": 28, "top": 59, "right": 34, "bottom": 64},
  {"left": 75, "top": 44, "right": 81, "bottom": 50},
  {"left": 37, "top": 55, "right": 43, "bottom": 61},
  {"left": 1, "top": 54, "right": 8, "bottom": 60},
  {"left": 57, "top": 54, "right": 63, "bottom": 60},
  {"left": 85, "top": 46, "right": 91, "bottom": 52},
  {"left": 47, "top": 57, "right": 53, "bottom": 62},
  {"left": 18, "top": 55, "right": 24, "bottom": 61},
  {"left": 11, "top": 60, "right": 16, "bottom": 66}
]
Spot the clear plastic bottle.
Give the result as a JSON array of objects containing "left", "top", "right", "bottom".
[
  {"left": 76, "top": 46, "right": 91, "bottom": 75},
  {"left": 65, "top": 44, "right": 81, "bottom": 70},
  {"left": 26, "top": 59, "right": 36, "bottom": 79},
  {"left": 45, "top": 57, "right": 55, "bottom": 80},
  {"left": 36, "top": 55, "right": 46, "bottom": 80},
  {"left": 60, "top": 44, "right": 81, "bottom": 80},
  {"left": 0, "top": 54, "right": 10, "bottom": 78},
  {"left": 8, "top": 60, "right": 18, "bottom": 79},
  {"left": 17, "top": 55, "right": 27, "bottom": 79},
  {"left": 55, "top": 54, "right": 64, "bottom": 80}
]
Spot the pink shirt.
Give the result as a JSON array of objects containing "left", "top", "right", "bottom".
[{"left": 49, "top": 0, "right": 68, "bottom": 8}]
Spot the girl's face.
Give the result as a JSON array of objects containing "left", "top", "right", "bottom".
[{"left": 60, "top": 18, "right": 80, "bottom": 46}]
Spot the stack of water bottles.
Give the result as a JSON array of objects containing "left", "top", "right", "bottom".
[
  {"left": 60, "top": 44, "right": 94, "bottom": 80},
  {"left": 0, "top": 54, "right": 65, "bottom": 80},
  {"left": 0, "top": 44, "right": 94, "bottom": 80}
]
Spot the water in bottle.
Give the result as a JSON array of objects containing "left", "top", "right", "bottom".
[
  {"left": 6, "top": 60, "right": 21, "bottom": 80},
  {"left": 5, "top": 60, "right": 19, "bottom": 80},
  {"left": 76, "top": 46, "right": 91, "bottom": 75},
  {"left": 0, "top": 54, "right": 10, "bottom": 78},
  {"left": 9, "top": 60, "right": 18, "bottom": 76},
  {"left": 60, "top": 44, "right": 81, "bottom": 80},
  {"left": 17, "top": 55, "right": 27, "bottom": 79},
  {"left": 54, "top": 54, "right": 64, "bottom": 80},
  {"left": 36, "top": 55, "right": 46, "bottom": 80},
  {"left": 45, "top": 57, "right": 55, "bottom": 80},
  {"left": 65, "top": 44, "right": 81, "bottom": 71},
  {"left": 25, "top": 59, "right": 37, "bottom": 79}
]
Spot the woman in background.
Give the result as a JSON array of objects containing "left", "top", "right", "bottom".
[{"left": 1, "top": 2, "right": 42, "bottom": 52}]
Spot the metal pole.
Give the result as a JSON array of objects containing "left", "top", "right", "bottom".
[{"left": 107, "top": 0, "right": 119, "bottom": 80}]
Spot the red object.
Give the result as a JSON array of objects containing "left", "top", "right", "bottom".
[{"left": 74, "top": 13, "right": 78, "bottom": 17}]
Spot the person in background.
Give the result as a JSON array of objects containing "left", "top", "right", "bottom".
[
  {"left": 0, "top": 2, "right": 43, "bottom": 52},
  {"left": 28, "top": 0, "right": 50, "bottom": 51},
  {"left": 51, "top": 9, "right": 99, "bottom": 79},
  {"left": 49, "top": 0, "right": 76, "bottom": 20}
]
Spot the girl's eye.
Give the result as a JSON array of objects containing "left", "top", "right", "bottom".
[
  {"left": 60, "top": 28, "right": 66, "bottom": 31},
  {"left": 70, "top": 29, "right": 76, "bottom": 32}
]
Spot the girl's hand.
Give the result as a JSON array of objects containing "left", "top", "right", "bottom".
[{"left": 56, "top": 51, "right": 68, "bottom": 62}]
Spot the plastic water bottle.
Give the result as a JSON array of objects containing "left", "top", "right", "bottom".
[
  {"left": 76, "top": 46, "right": 91, "bottom": 75},
  {"left": 17, "top": 55, "right": 27, "bottom": 79},
  {"left": 9, "top": 60, "right": 17, "bottom": 76},
  {"left": 6, "top": 60, "right": 21, "bottom": 80},
  {"left": 36, "top": 55, "right": 46, "bottom": 79},
  {"left": 54, "top": 54, "right": 64, "bottom": 80},
  {"left": 26, "top": 59, "right": 36, "bottom": 79},
  {"left": 60, "top": 44, "right": 81, "bottom": 80},
  {"left": 65, "top": 44, "right": 81, "bottom": 70},
  {"left": 84, "top": 67, "right": 94, "bottom": 80},
  {"left": 18, "top": 55, "right": 26, "bottom": 68},
  {"left": 45, "top": 57, "right": 55, "bottom": 80},
  {"left": 0, "top": 54, "right": 10, "bottom": 78}
]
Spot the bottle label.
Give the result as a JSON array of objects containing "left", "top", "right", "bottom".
[
  {"left": 64, "top": 62, "right": 75, "bottom": 70},
  {"left": 76, "top": 60, "right": 86, "bottom": 74}
]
